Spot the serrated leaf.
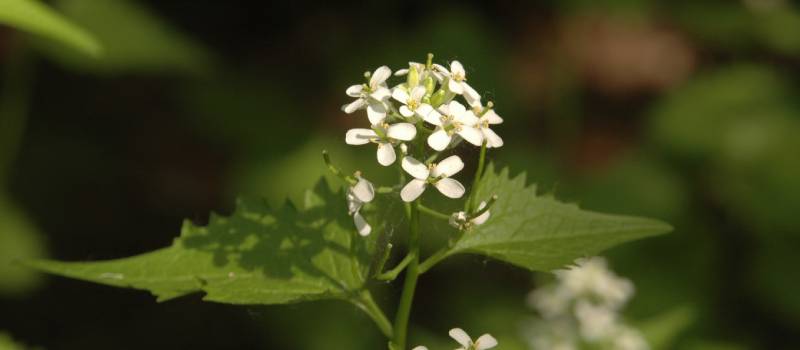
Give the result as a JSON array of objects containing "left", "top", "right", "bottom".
[
  {"left": 450, "top": 165, "right": 672, "bottom": 271},
  {"left": 0, "top": 0, "right": 101, "bottom": 56},
  {"left": 26, "top": 179, "right": 379, "bottom": 305}
]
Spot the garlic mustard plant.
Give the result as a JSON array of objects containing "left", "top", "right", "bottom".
[{"left": 29, "top": 53, "right": 671, "bottom": 350}]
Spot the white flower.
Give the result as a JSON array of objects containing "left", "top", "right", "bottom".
[
  {"left": 473, "top": 104, "right": 504, "bottom": 148},
  {"left": 449, "top": 201, "right": 491, "bottom": 230},
  {"left": 449, "top": 328, "right": 498, "bottom": 350},
  {"left": 392, "top": 85, "right": 439, "bottom": 120},
  {"left": 346, "top": 176, "right": 375, "bottom": 236},
  {"left": 411, "top": 347, "right": 428, "bottom": 350},
  {"left": 400, "top": 155, "right": 465, "bottom": 202},
  {"left": 433, "top": 60, "right": 481, "bottom": 107},
  {"left": 343, "top": 66, "right": 393, "bottom": 125},
  {"left": 527, "top": 285, "right": 572, "bottom": 319},
  {"left": 425, "top": 101, "right": 483, "bottom": 151},
  {"left": 345, "top": 122, "right": 417, "bottom": 166},
  {"left": 613, "top": 326, "right": 650, "bottom": 350},
  {"left": 554, "top": 257, "right": 634, "bottom": 310},
  {"left": 574, "top": 300, "right": 617, "bottom": 341}
]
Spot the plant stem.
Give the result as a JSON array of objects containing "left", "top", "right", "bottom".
[
  {"left": 391, "top": 199, "right": 421, "bottom": 349},
  {"left": 418, "top": 204, "right": 450, "bottom": 221},
  {"left": 418, "top": 247, "right": 450, "bottom": 274},
  {"left": 466, "top": 141, "right": 488, "bottom": 212},
  {"left": 357, "top": 290, "right": 393, "bottom": 338},
  {"left": 377, "top": 253, "right": 414, "bottom": 281}
]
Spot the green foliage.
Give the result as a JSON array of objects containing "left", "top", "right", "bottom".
[
  {"left": 26, "top": 180, "right": 379, "bottom": 305},
  {"left": 0, "top": 0, "right": 101, "bottom": 56},
  {"left": 450, "top": 165, "right": 672, "bottom": 272},
  {"left": 639, "top": 306, "right": 695, "bottom": 350},
  {"left": 0, "top": 194, "right": 46, "bottom": 296},
  {"left": 35, "top": 0, "right": 212, "bottom": 74},
  {"left": 0, "top": 331, "right": 27, "bottom": 350}
]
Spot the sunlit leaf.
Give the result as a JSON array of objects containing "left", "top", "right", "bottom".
[
  {"left": 449, "top": 165, "right": 672, "bottom": 271},
  {"left": 26, "top": 180, "right": 379, "bottom": 305},
  {"left": 0, "top": 0, "right": 101, "bottom": 56},
  {"left": 36, "top": 0, "right": 212, "bottom": 74}
]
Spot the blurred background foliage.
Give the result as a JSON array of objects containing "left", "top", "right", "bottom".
[{"left": 1, "top": 0, "right": 799, "bottom": 349}]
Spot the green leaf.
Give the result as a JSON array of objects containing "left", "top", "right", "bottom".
[
  {"left": 450, "top": 165, "right": 672, "bottom": 271},
  {"left": 0, "top": 0, "right": 101, "bottom": 56},
  {"left": 35, "top": 0, "right": 212, "bottom": 74},
  {"left": 639, "top": 306, "right": 695, "bottom": 350},
  {"left": 26, "top": 180, "right": 379, "bottom": 305},
  {"left": 0, "top": 331, "right": 28, "bottom": 350},
  {"left": 0, "top": 194, "right": 46, "bottom": 296}
]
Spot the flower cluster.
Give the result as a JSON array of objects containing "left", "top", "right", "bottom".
[
  {"left": 523, "top": 257, "right": 648, "bottom": 350},
  {"left": 413, "top": 327, "right": 498, "bottom": 350},
  {"left": 338, "top": 55, "right": 503, "bottom": 235}
]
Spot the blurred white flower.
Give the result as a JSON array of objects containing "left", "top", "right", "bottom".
[
  {"left": 574, "top": 300, "right": 617, "bottom": 341},
  {"left": 425, "top": 101, "right": 484, "bottom": 151},
  {"left": 449, "top": 201, "right": 491, "bottom": 230},
  {"left": 555, "top": 257, "right": 634, "bottom": 310},
  {"left": 449, "top": 328, "right": 498, "bottom": 350},
  {"left": 345, "top": 122, "right": 416, "bottom": 166},
  {"left": 411, "top": 347, "right": 428, "bottom": 350},
  {"left": 400, "top": 155, "right": 465, "bottom": 202},
  {"left": 346, "top": 176, "right": 375, "bottom": 236},
  {"left": 433, "top": 60, "right": 481, "bottom": 107},
  {"left": 613, "top": 326, "right": 649, "bottom": 350},
  {"left": 343, "top": 66, "right": 393, "bottom": 125}
]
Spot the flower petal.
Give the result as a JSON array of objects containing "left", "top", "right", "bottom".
[
  {"left": 455, "top": 110, "right": 479, "bottom": 125},
  {"left": 432, "top": 63, "right": 450, "bottom": 76},
  {"left": 449, "top": 328, "right": 472, "bottom": 348},
  {"left": 343, "top": 98, "right": 366, "bottom": 114},
  {"left": 448, "top": 100, "right": 467, "bottom": 116},
  {"left": 475, "top": 334, "right": 498, "bottom": 350},
  {"left": 432, "top": 155, "right": 464, "bottom": 177},
  {"left": 482, "top": 127, "right": 504, "bottom": 148},
  {"left": 448, "top": 78, "right": 463, "bottom": 94},
  {"left": 352, "top": 177, "right": 375, "bottom": 202},
  {"left": 462, "top": 82, "right": 481, "bottom": 107},
  {"left": 387, "top": 123, "right": 417, "bottom": 141},
  {"left": 394, "top": 68, "right": 409, "bottom": 76},
  {"left": 450, "top": 60, "right": 465, "bottom": 77},
  {"left": 346, "top": 84, "right": 363, "bottom": 97},
  {"left": 370, "top": 86, "right": 391, "bottom": 101},
  {"left": 376, "top": 143, "right": 396, "bottom": 166},
  {"left": 402, "top": 156, "right": 430, "bottom": 179},
  {"left": 410, "top": 347, "right": 428, "bottom": 350},
  {"left": 421, "top": 106, "right": 442, "bottom": 126},
  {"left": 435, "top": 178, "right": 465, "bottom": 198},
  {"left": 471, "top": 201, "right": 490, "bottom": 225},
  {"left": 482, "top": 109, "right": 503, "bottom": 124},
  {"left": 458, "top": 125, "right": 484, "bottom": 146},
  {"left": 353, "top": 211, "right": 372, "bottom": 236},
  {"left": 427, "top": 129, "right": 452, "bottom": 151},
  {"left": 392, "top": 87, "right": 410, "bottom": 104},
  {"left": 345, "top": 128, "right": 377, "bottom": 145},
  {"left": 399, "top": 105, "right": 414, "bottom": 118},
  {"left": 367, "top": 102, "right": 387, "bottom": 125},
  {"left": 410, "top": 85, "right": 427, "bottom": 102},
  {"left": 370, "top": 66, "right": 391, "bottom": 88},
  {"left": 400, "top": 179, "right": 427, "bottom": 202}
]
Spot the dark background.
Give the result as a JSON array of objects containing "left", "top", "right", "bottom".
[{"left": 2, "top": 0, "right": 800, "bottom": 349}]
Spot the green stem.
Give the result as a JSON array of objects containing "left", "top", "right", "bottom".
[
  {"left": 391, "top": 200, "right": 421, "bottom": 349},
  {"left": 377, "top": 253, "right": 414, "bottom": 281},
  {"left": 0, "top": 42, "right": 34, "bottom": 186},
  {"left": 466, "top": 141, "right": 488, "bottom": 212},
  {"left": 418, "top": 247, "right": 450, "bottom": 274},
  {"left": 418, "top": 204, "right": 450, "bottom": 221},
  {"left": 357, "top": 290, "right": 393, "bottom": 338}
]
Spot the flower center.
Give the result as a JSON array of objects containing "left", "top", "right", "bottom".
[{"left": 407, "top": 99, "right": 419, "bottom": 110}]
